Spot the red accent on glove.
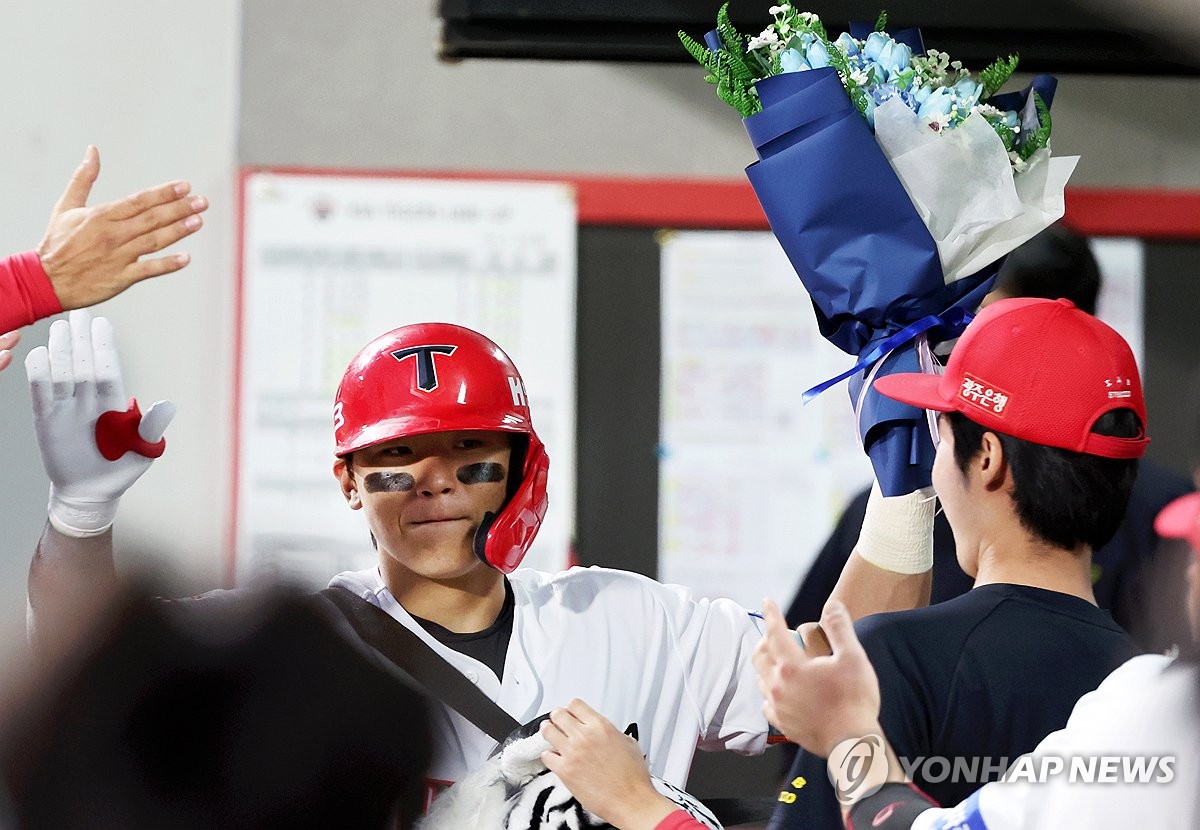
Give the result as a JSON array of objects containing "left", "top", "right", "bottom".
[{"left": 95, "top": 398, "right": 166, "bottom": 461}]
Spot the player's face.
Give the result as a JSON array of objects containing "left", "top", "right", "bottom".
[
  {"left": 336, "top": 430, "right": 511, "bottom": 582},
  {"left": 931, "top": 414, "right": 977, "bottom": 576}
]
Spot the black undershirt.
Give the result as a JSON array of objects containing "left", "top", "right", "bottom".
[{"left": 409, "top": 577, "right": 515, "bottom": 680}]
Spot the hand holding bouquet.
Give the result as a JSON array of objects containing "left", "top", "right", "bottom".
[{"left": 680, "top": 6, "right": 1076, "bottom": 493}]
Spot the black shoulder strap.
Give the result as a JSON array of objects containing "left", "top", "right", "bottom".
[
  {"left": 319, "top": 587, "right": 520, "bottom": 744},
  {"left": 320, "top": 588, "right": 777, "bottom": 827}
]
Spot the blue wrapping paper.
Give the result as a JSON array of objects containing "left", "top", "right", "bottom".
[
  {"left": 737, "top": 64, "right": 1003, "bottom": 493},
  {"left": 847, "top": 276, "right": 997, "bottom": 494}
]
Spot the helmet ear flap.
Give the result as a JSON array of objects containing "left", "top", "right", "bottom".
[
  {"left": 476, "top": 441, "right": 549, "bottom": 573},
  {"left": 472, "top": 512, "right": 497, "bottom": 565}
]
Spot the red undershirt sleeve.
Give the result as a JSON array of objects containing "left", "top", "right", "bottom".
[
  {"left": 0, "top": 250, "right": 63, "bottom": 331},
  {"left": 654, "top": 809, "right": 710, "bottom": 830}
]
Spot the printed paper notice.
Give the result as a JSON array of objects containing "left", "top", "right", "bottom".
[
  {"left": 237, "top": 173, "right": 576, "bottom": 586},
  {"left": 659, "top": 231, "right": 872, "bottom": 609}
]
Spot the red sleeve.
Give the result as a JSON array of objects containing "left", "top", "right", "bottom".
[
  {"left": 654, "top": 810, "right": 710, "bottom": 830},
  {"left": 0, "top": 250, "right": 62, "bottom": 331}
]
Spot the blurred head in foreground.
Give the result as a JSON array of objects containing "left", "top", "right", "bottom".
[{"left": 0, "top": 586, "right": 432, "bottom": 830}]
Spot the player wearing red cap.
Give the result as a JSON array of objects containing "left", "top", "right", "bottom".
[
  {"left": 25, "top": 312, "right": 772, "bottom": 811},
  {"left": 766, "top": 297, "right": 1147, "bottom": 828},
  {"left": 743, "top": 445, "right": 1200, "bottom": 830}
]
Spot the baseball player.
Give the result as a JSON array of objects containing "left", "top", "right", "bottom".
[
  {"left": 26, "top": 312, "right": 785, "bottom": 809},
  {"left": 26, "top": 309, "right": 940, "bottom": 813}
]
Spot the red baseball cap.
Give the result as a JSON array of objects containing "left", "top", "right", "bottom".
[
  {"left": 873, "top": 297, "right": 1149, "bottom": 459},
  {"left": 1155, "top": 493, "right": 1200, "bottom": 555}
]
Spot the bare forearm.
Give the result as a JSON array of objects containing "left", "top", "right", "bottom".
[
  {"left": 28, "top": 521, "right": 118, "bottom": 651},
  {"left": 828, "top": 482, "right": 935, "bottom": 619},
  {"left": 604, "top": 790, "right": 680, "bottom": 830},
  {"left": 828, "top": 550, "right": 931, "bottom": 620}
]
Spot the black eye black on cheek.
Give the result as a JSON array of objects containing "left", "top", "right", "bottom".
[
  {"left": 456, "top": 462, "right": 505, "bottom": 485},
  {"left": 363, "top": 471, "right": 416, "bottom": 493}
]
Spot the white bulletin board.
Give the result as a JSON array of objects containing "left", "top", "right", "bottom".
[
  {"left": 657, "top": 231, "right": 1144, "bottom": 610},
  {"left": 233, "top": 171, "right": 577, "bottom": 587},
  {"left": 659, "top": 231, "right": 873, "bottom": 609}
]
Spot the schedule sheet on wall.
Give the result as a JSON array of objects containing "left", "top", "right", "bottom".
[
  {"left": 658, "top": 232, "right": 1145, "bottom": 610},
  {"left": 658, "top": 231, "right": 873, "bottom": 609},
  {"left": 235, "top": 172, "right": 577, "bottom": 586}
]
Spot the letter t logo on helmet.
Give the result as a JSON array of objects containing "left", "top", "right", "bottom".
[
  {"left": 333, "top": 322, "right": 550, "bottom": 573},
  {"left": 390, "top": 345, "right": 457, "bottom": 392}
]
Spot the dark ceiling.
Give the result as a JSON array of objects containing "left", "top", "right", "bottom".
[{"left": 437, "top": 0, "right": 1200, "bottom": 76}]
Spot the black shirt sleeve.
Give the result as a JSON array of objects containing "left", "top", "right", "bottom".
[{"left": 770, "top": 743, "right": 844, "bottom": 829}]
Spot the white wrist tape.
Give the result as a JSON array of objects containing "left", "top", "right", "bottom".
[
  {"left": 47, "top": 488, "right": 119, "bottom": 538},
  {"left": 854, "top": 480, "right": 936, "bottom": 575}
]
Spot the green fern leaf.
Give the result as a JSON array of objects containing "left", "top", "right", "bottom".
[
  {"left": 1018, "top": 91, "right": 1052, "bottom": 161},
  {"left": 980, "top": 54, "right": 1019, "bottom": 100},
  {"left": 746, "top": 47, "right": 774, "bottom": 76},
  {"left": 677, "top": 30, "right": 715, "bottom": 71},
  {"left": 716, "top": 3, "right": 745, "bottom": 57},
  {"left": 874, "top": 10, "right": 888, "bottom": 32}
]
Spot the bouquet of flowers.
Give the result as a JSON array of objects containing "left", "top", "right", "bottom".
[{"left": 680, "top": 5, "right": 1077, "bottom": 494}]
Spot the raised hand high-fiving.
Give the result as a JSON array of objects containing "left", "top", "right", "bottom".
[
  {"left": 36, "top": 146, "right": 207, "bottom": 310},
  {"left": 25, "top": 310, "right": 175, "bottom": 537}
]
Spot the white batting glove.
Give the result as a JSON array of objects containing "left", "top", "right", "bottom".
[{"left": 25, "top": 309, "right": 176, "bottom": 538}]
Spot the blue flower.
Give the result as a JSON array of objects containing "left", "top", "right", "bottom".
[
  {"left": 835, "top": 31, "right": 860, "bottom": 57},
  {"left": 952, "top": 77, "right": 982, "bottom": 109},
  {"left": 875, "top": 82, "right": 914, "bottom": 108},
  {"left": 806, "top": 39, "right": 830, "bottom": 69},
  {"left": 862, "top": 31, "right": 912, "bottom": 79},
  {"left": 916, "top": 86, "right": 955, "bottom": 121},
  {"left": 861, "top": 31, "right": 888, "bottom": 61},
  {"left": 863, "top": 82, "right": 917, "bottom": 128},
  {"left": 864, "top": 97, "right": 878, "bottom": 127},
  {"left": 789, "top": 30, "right": 817, "bottom": 51},
  {"left": 776, "top": 36, "right": 831, "bottom": 73},
  {"left": 780, "top": 47, "right": 808, "bottom": 73}
]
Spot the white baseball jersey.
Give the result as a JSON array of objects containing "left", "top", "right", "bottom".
[
  {"left": 912, "top": 654, "right": 1199, "bottom": 829},
  {"left": 327, "top": 564, "right": 769, "bottom": 794}
]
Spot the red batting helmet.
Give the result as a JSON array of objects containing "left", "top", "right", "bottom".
[{"left": 333, "top": 323, "right": 549, "bottom": 573}]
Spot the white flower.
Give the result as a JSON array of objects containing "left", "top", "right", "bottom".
[
  {"left": 1008, "top": 150, "right": 1029, "bottom": 173},
  {"left": 748, "top": 27, "right": 780, "bottom": 50},
  {"left": 768, "top": 4, "right": 791, "bottom": 13},
  {"left": 849, "top": 68, "right": 869, "bottom": 85},
  {"left": 926, "top": 111, "right": 952, "bottom": 132},
  {"left": 798, "top": 11, "right": 819, "bottom": 23}
]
